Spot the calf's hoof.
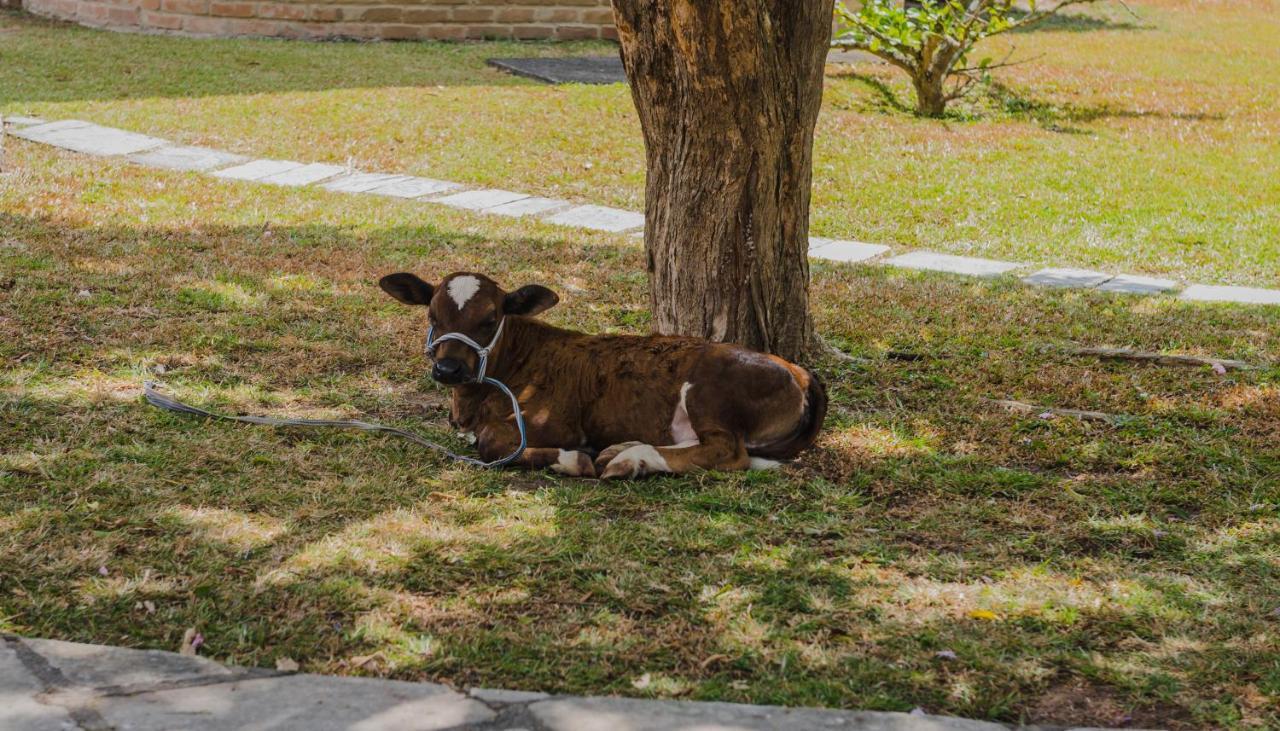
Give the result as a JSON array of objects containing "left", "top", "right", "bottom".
[
  {"left": 600, "top": 444, "right": 669, "bottom": 480},
  {"left": 594, "top": 441, "right": 643, "bottom": 474},
  {"left": 551, "top": 449, "right": 596, "bottom": 478}
]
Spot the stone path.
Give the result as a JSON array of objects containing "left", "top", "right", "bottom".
[
  {"left": 5, "top": 114, "right": 1278, "bottom": 309},
  {"left": 1, "top": 634, "right": 1129, "bottom": 731}
]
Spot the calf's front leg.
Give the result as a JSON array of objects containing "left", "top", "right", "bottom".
[{"left": 475, "top": 422, "right": 596, "bottom": 477}]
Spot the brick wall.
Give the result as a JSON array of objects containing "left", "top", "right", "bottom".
[{"left": 21, "top": 0, "right": 617, "bottom": 40}]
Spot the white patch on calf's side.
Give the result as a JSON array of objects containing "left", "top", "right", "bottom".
[
  {"left": 670, "top": 382, "right": 697, "bottom": 444},
  {"left": 446, "top": 275, "right": 481, "bottom": 310},
  {"left": 748, "top": 457, "right": 781, "bottom": 471}
]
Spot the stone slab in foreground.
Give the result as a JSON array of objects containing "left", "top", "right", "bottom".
[
  {"left": 1, "top": 635, "right": 1147, "bottom": 731},
  {"left": 93, "top": 674, "right": 493, "bottom": 731},
  {"left": 0, "top": 640, "right": 75, "bottom": 731},
  {"left": 528, "top": 696, "right": 1010, "bottom": 731}
]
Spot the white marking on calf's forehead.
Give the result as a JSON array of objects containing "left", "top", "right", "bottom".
[{"left": 446, "top": 275, "right": 482, "bottom": 310}]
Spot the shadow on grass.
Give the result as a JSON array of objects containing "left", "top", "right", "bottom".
[
  {"left": 0, "top": 9, "right": 614, "bottom": 105},
  {"left": 2, "top": 213, "right": 1279, "bottom": 729},
  {"left": 1007, "top": 9, "right": 1153, "bottom": 34}
]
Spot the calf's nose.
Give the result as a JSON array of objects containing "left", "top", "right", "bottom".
[{"left": 432, "top": 358, "right": 468, "bottom": 384}]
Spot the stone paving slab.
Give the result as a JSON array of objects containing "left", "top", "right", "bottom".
[
  {"left": 2, "top": 115, "right": 47, "bottom": 127},
  {"left": 469, "top": 687, "right": 550, "bottom": 704},
  {"left": 93, "top": 674, "right": 494, "bottom": 731},
  {"left": 12, "top": 121, "right": 167, "bottom": 156},
  {"left": 0, "top": 640, "right": 76, "bottom": 731},
  {"left": 211, "top": 158, "right": 304, "bottom": 181},
  {"left": 486, "top": 196, "right": 572, "bottom": 218},
  {"left": 528, "top": 696, "right": 1010, "bottom": 731},
  {"left": 320, "top": 172, "right": 410, "bottom": 193},
  {"left": 127, "top": 145, "right": 249, "bottom": 172},
  {"left": 810, "top": 238, "right": 891, "bottom": 263},
  {"left": 1180, "top": 283, "right": 1280, "bottom": 306},
  {"left": 544, "top": 204, "right": 646, "bottom": 233},
  {"left": 13, "top": 119, "right": 93, "bottom": 134},
  {"left": 1022, "top": 267, "right": 1113, "bottom": 289},
  {"left": 22, "top": 637, "right": 233, "bottom": 690},
  {"left": 488, "top": 56, "right": 627, "bottom": 85},
  {"left": 368, "top": 175, "right": 463, "bottom": 199},
  {"left": 1098, "top": 274, "right": 1178, "bottom": 295},
  {"left": 258, "top": 162, "right": 347, "bottom": 186},
  {"left": 434, "top": 188, "right": 530, "bottom": 211},
  {"left": 1, "top": 636, "right": 1143, "bottom": 731},
  {"left": 884, "top": 251, "right": 1022, "bottom": 278}
]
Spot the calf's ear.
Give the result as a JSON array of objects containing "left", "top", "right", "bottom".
[
  {"left": 503, "top": 285, "right": 559, "bottom": 316},
  {"left": 379, "top": 273, "right": 434, "bottom": 306}
]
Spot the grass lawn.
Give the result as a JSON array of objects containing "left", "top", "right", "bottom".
[
  {"left": 2, "top": 4, "right": 1280, "bottom": 729},
  {"left": 3, "top": 1, "right": 1280, "bottom": 287}
]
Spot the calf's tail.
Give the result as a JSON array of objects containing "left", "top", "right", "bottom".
[{"left": 750, "top": 369, "right": 828, "bottom": 460}]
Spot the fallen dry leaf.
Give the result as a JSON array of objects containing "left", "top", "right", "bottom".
[
  {"left": 178, "top": 628, "right": 203, "bottom": 656},
  {"left": 275, "top": 657, "right": 299, "bottom": 672}
]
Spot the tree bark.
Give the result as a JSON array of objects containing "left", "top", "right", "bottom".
[{"left": 611, "top": 0, "right": 835, "bottom": 361}]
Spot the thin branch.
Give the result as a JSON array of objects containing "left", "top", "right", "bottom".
[
  {"left": 985, "top": 398, "right": 1117, "bottom": 423},
  {"left": 1055, "top": 345, "right": 1256, "bottom": 371}
]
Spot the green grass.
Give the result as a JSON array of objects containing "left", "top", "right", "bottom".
[
  {"left": 3, "top": 129, "right": 1280, "bottom": 729},
  {"left": 3, "top": 2, "right": 1280, "bottom": 286},
  {"left": 4, "top": 4, "right": 1280, "bottom": 728}
]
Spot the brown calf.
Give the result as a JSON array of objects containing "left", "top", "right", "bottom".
[{"left": 379, "top": 271, "right": 826, "bottom": 479}]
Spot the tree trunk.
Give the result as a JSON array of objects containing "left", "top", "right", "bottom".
[
  {"left": 611, "top": 0, "right": 835, "bottom": 362},
  {"left": 913, "top": 72, "right": 948, "bottom": 116}
]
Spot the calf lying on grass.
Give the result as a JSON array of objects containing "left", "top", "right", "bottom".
[{"left": 379, "top": 271, "right": 827, "bottom": 479}]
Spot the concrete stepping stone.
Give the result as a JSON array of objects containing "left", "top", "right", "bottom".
[
  {"left": 367, "top": 176, "right": 463, "bottom": 199},
  {"left": 2, "top": 115, "right": 47, "bottom": 127},
  {"left": 93, "top": 673, "right": 494, "bottom": 731},
  {"left": 809, "top": 238, "right": 890, "bottom": 263},
  {"left": 488, "top": 56, "right": 626, "bottom": 85},
  {"left": 320, "top": 172, "right": 410, "bottom": 194},
  {"left": 528, "top": 696, "right": 1011, "bottom": 731},
  {"left": 127, "top": 145, "right": 248, "bottom": 172},
  {"left": 1180, "top": 284, "right": 1280, "bottom": 306},
  {"left": 485, "top": 196, "right": 571, "bottom": 217},
  {"left": 469, "top": 687, "right": 550, "bottom": 704},
  {"left": 258, "top": 162, "right": 347, "bottom": 186},
  {"left": 12, "top": 120, "right": 167, "bottom": 156},
  {"left": 21, "top": 637, "right": 233, "bottom": 690},
  {"left": 1022, "top": 267, "right": 1113, "bottom": 289},
  {"left": 1, "top": 639, "right": 77, "bottom": 730},
  {"left": 1099, "top": 274, "right": 1178, "bottom": 295},
  {"left": 544, "top": 204, "right": 645, "bottom": 233},
  {"left": 211, "top": 158, "right": 304, "bottom": 181},
  {"left": 884, "top": 251, "right": 1021, "bottom": 278},
  {"left": 433, "top": 188, "right": 530, "bottom": 211},
  {"left": 15, "top": 119, "right": 91, "bottom": 134}
]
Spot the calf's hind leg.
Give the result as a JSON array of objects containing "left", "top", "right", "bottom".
[{"left": 597, "top": 429, "right": 749, "bottom": 480}]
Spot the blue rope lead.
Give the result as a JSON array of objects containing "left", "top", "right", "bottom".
[{"left": 143, "top": 379, "right": 527, "bottom": 468}]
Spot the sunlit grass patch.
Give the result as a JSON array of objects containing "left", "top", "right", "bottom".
[{"left": 168, "top": 506, "right": 288, "bottom": 552}]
